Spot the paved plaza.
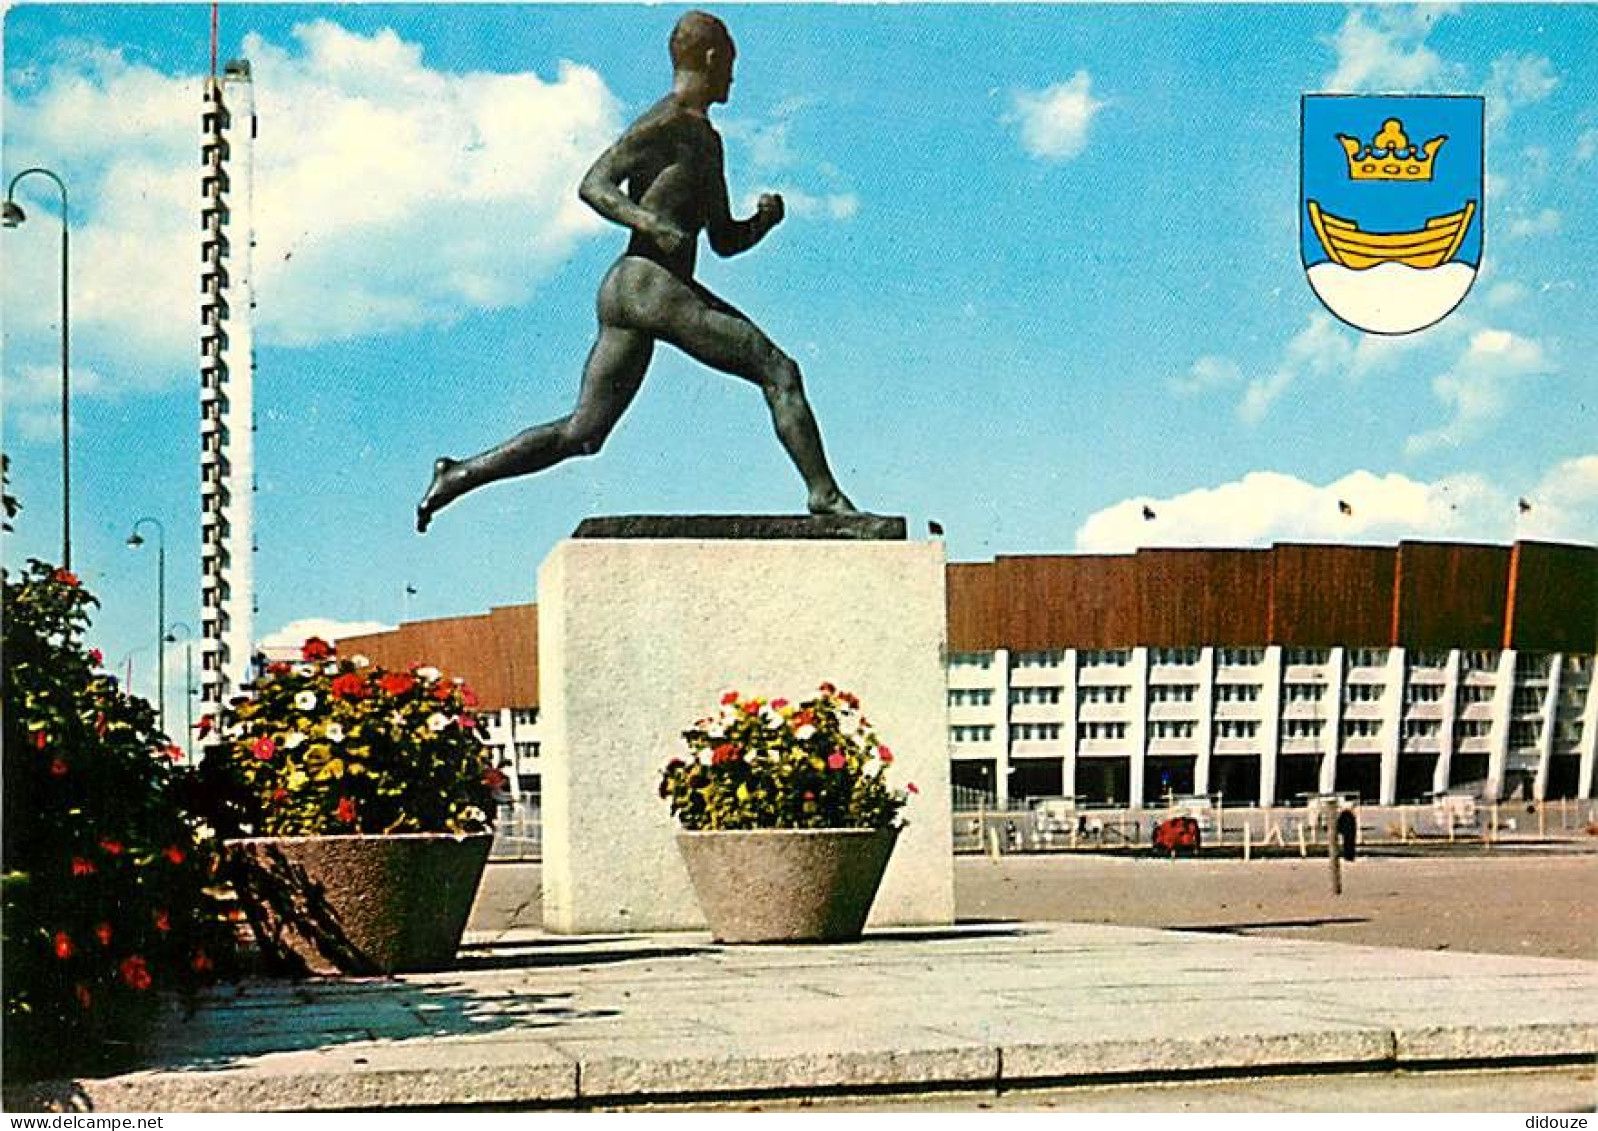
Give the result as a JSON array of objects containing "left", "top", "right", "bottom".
[{"left": 8, "top": 914, "right": 1594, "bottom": 1111}]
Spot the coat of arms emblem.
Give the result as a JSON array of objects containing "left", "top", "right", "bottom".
[{"left": 1301, "top": 94, "right": 1484, "bottom": 335}]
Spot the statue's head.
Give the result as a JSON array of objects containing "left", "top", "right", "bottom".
[{"left": 669, "top": 10, "right": 735, "bottom": 104}]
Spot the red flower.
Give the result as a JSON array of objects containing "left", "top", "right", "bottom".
[
  {"left": 271, "top": 787, "right": 289, "bottom": 804},
  {"left": 839, "top": 691, "right": 860, "bottom": 709},
  {"left": 191, "top": 950, "right": 214, "bottom": 974},
  {"left": 802, "top": 791, "right": 816, "bottom": 801},
  {"left": 431, "top": 682, "right": 453, "bottom": 701},
  {"left": 461, "top": 687, "right": 479, "bottom": 708},
  {"left": 33, "top": 731, "right": 48, "bottom": 750},
  {"left": 906, "top": 782, "right": 920, "bottom": 795},
  {"left": 483, "top": 766, "right": 509, "bottom": 791},
  {"left": 711, "top": 743, "right": 741, "bottom": 765},
  {"left": 89, "top": 648, "right": 103, "bottom": 665},
  {"left": 878, "top": 746, "right": 894, "bottom": 764},
  {"left": 771, "top": 698, "right": 789, "bottom": 711},
  {"left": 164, "top": 744, "right": 184, "bottom": 762},
  {"left": 74, "top": 984, "right": 92, "bottom": 1011},
  {"left": 53, "top": 567, "right": 79, "bottom": 587},
  {"left": 251, "top": 736, "right": 276, "bottom": 761},
  {"left": 196, "top": 714, "right": 215, "bottom": 738},
  {"left": 267, "top": 661, "right": 291, "bottom": 676},
  {"left": 50, "top": 758, "right": 69, "bottom": 777},
  {"left": 827, "top": 752, "right": 847, "bottom": 770},
  {"left": 94, "top": 922, "right": 113, "bottom": 946},
  {"left": 335, "top": 796, "right": 357, "bottom": 824},
  {"left": 458, "top": 713, "right": 478, "bottom": 730},
  {"left": 98, "top": 838, "right": 125, "bottom": 856},
  {"left": 71, "top": 857, "right": 96, "bottom": 877},
  {"left": 720, "top": 691, "right": 739, "bottom": 706},
  {"left": 331, "top": 672, "right": 367, "bottom": 699},
  {"left": 794, "top": 709, "right": 815, "bottom": 728},
  {"left": 377, "top": 672, "right": 416, "bottom": 696},
  {"left": 53, "top": 931, "right": 75, "bottom": 960},
  {"left": 301, "top": 637, "right": 333, "bottom": 661},
  {"left": 163, "top": 845, "right": 187, "bottom": 866},
  {"left": 818, "top": 681, "right": 836, "bottom": 694},
  {"left": 119, "top": 956, "right": 152, "bottom": 991},
  {"left": 153, "top": 909, "right": 172, "bottom": 933}
]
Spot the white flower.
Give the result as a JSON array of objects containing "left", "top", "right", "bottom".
[
  {"left": 427, "top": 712, "right": 450, "bottom": 732},
  {"left": 416, "top": 666, "right": 441, "bottom": 682},
  {"left": 325, "top": 723, "right": 345, "bottom": 743},
  {"left": 283, "top": 732, "right": 307, "bottom": 750},
  {"left": 794, "top": 723, "right": 816, "bottom": 741},
  {"left": 294, "top": 663, "right": 316, "bottom": 677},
  {"left": 323, "top": 662, "right": 339, "bottom": 675},
  {"left": 351, "top": 654, "right": 370, "bottom": 668},
  {"left": 463, "top": 806, "right": 487, "bottom": 824},
  {"left": 294, "top": 691, "right": 317, "bottom": 711}
]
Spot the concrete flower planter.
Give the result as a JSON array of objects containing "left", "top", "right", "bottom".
[
  {"left": 225, "top": 832, "right": 491, "bottom": 975},
  {"left": 675, "top": 826, "right": 900, "bottom": 943}
]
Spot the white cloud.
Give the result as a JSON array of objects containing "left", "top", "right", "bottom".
[
  {"left": 257, "top": 616, "right": 395, "bottom": 658},
  {"left": 1517, "top": 455, "right": 1598, "bottom": 542},
  {"left": 1483, "top": 52, "right": 1558, "bottom": 126},
  {"left": 1075, "top": 466, "right": 1519, "bottom": 554},
  {"left": 1237, "top": 314, "right": 1356, "bottom": 424},
  {"left": 1322, "top": 7, "right": 1457, "bottom": 91},
  {"left": 1505, "top": 208, "right": 1562, "bottom": 238},
  {"left": 1485, "top": 280, "right": 1530, "bottom": 308},
  {"left": 1170, "top": 355, "right": 1242, "bottom": 397},
  {"left": 721, "top": 102, "right": 860, "bottom": 225},
  {"left": 3, "top": 21, "right": 623, "bottom": 379},
  {"left": 1405, "top": 329, "right": 1550, "bottom": 456},
  {"left": 1010, "top": 71, "right": 1103, "bottom": 161}
]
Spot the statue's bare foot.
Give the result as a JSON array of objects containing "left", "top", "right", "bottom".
[
  {"left": 416, "top": 457, "right": 463, "bottom": 534},
  {"left": 807, "top": 487, "right": 858, "bottom": 516}
]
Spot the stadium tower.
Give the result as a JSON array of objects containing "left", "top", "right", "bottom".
[{"left": 198, "top": 57, "right": 257, "bottom": 718}]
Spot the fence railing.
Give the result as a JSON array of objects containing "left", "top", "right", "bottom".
[
  {"left": 487, "top": 793, "right": 1595, "bottom": 862},
  {"left": 950, "top": 796, "right": 1598, "bottom": 855}
]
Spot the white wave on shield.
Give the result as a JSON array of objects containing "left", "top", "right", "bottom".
[{"left": 1306, "top": 261, "right": 1477, "bottom": 336}]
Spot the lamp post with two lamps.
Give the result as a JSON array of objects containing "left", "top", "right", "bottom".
[
  {"left": 2, "top": 167, "right": 72, "bottom": 569},
  {"left": 126, "top": 517, "right": 166, "bottom": 735}
]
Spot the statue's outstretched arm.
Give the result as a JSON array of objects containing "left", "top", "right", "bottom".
[
  {"left": 704, "top": 132, "right": 780, "bottom": 258},
  {"left": 579, "top": 120, "right": 685, "bottom": 253}
]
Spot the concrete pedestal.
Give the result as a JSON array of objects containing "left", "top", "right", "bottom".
[{"left": 538, "top": 532, "right": 954, "bottom": 933}]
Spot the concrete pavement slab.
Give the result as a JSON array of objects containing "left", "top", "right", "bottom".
[{"left": 6, "top": 921, "right": 1595, "bottom": 1112}]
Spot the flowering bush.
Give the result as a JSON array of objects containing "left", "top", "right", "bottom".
[
  {"left": 198, "top": 638, "right": 502, "bottom": 837},
  {"left": 660, "top": 684, "right": 913, "bottom": 831},
  {"left": 2, "top": 559, "right": 236, "bottom": 1078}
]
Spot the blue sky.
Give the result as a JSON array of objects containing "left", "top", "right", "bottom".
[{"left": 3, "top": 4, "right": 1595, "bottom": 718}]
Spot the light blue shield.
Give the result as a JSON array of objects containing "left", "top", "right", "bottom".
[{"left": 1300, "top": 94, "right": 1484, "bottom": 335}]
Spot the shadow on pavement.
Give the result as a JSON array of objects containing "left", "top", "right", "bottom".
[{"left": 1170, "top": 916, "right": 1373, "bottom": 934}]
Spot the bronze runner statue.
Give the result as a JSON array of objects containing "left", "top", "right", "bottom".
[{"left": 417, "top": 10, "right": 858, "bottom": 533}]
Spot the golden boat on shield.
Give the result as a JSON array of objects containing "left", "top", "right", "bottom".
[{"left": 1307, "top": 199, "right": 1476, "bottom": 270}]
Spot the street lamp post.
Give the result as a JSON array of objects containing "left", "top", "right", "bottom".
[
  {"left": 127, "top": 517, "right": 166, "bottom": 734},
  {"left": 3, "top": 168, "right": 71, "bottom": 569},
  {"left": 165, "top": 622, "right": 195, "bottom": 763}
]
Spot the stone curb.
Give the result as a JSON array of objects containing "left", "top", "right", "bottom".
[{"left": 10, "top": 1020, "right": 1595, "bottom": 1112}]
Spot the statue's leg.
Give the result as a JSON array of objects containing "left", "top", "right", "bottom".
[
  {"left": 649, "top": 280, "right": 855, "bottom": 515},
  {"left": 416, "top": 328, "right": 654, "bottom": 532}
]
